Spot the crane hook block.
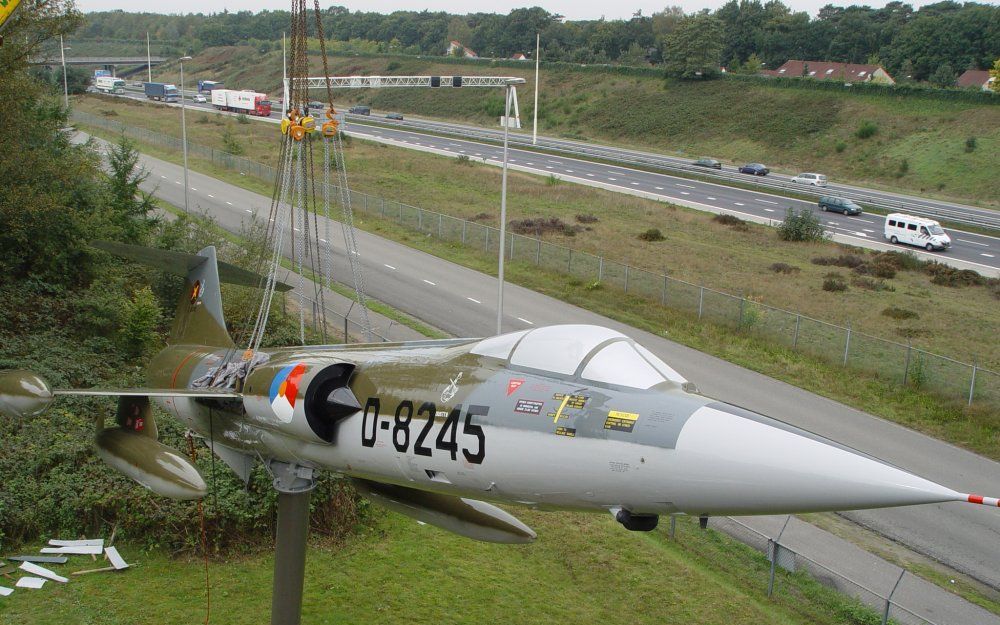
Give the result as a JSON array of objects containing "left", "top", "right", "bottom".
[
  {"left": 290, "top": 124, "right": 306, "bottom": 141},
  {"left": 280, "top": 118, "right": 291, "bottom": 135},
  {"left": 301, "top": 116, "right": 316, "bottom": 133},
  {"left": 321, "top": 120, "right": 338, "bottom": 137}
]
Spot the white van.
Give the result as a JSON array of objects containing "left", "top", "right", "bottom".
[
  {"left": 792, "top": 172, "right": 828, "bottom": 187},
  {"left": 884, "top": 213, "right": 951, "bottom": 251}
]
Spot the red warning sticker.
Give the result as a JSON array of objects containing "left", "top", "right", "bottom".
[{"left": 507, "top": 378, "right": 524, "bottom": 396}]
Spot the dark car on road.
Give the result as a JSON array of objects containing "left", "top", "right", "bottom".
[
  {"left": 307, "top": 100, "right": 325, "bottom": 110},
  {"left": 818, "top": 196, "right": 862, "bottom": 215},
  {"left": 693, "top": 157, "right": 722, "bottom": 169},
  {"left": 739, "top": 163, "right": 769, "bottom": 176},
  {"left": 385, "top": 112, "right": 404, "bottom": 120},
  {"left": 348, "top": 105, "right": 370, "bottom": 115}
]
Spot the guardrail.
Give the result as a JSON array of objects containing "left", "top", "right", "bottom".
[{"left": 345, "top": 114, "right": 1000, "bottom": 231}]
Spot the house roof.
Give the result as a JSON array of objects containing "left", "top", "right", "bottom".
[
  {"left": 956, "top": 69, "right": 992, "bottom": 88},
  {"left": 768, "top": 60, "right": 890, "bottom": 82}
]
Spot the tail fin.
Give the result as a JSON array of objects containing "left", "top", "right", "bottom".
[{"left": 91, "top": 240, "right": 292, "bottom": 347}]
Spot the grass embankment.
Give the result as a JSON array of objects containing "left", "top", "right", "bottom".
[
  {"left": 76, "top": 96, "right": 1000, "bottom": 369},
  {"left": 146, "top": 46, "right": 1000, "bottom": 207},
  {"left": 0, "top": 512, "right": 886, "bottom": 625}
]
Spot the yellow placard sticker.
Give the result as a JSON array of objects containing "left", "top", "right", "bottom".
[
  {"left": 552, "top": 393, "right": 588, "bottom": 409},
  {"left": 555, "top": 426, "right": 576, "bottom": 437},
  {"left": 1, "top": 0, "right": 23, "bottom": 32},
  {"left": 604, "top": 410, "right": 639, "bottom": 433}
]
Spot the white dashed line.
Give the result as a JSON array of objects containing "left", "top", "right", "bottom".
[
  {"left": 517, "top": 317, "right": 534, "bottom": 325},
  {"left": 226, "top": 201, "right": 233, "bottom": 205},
  {"left": 756, "top": 199, "right": 779, "bottom": 205},
  {"left": 631, "top": 182, "right": 640, "bottom": 186},
  {"left": 526, "top": 162, "right": 534, "bottom": 165},
  {"left": 207, "top": 194, "right": 214, "bottom": 198},
  {"left": 680, "top": 191, "right": 689, "bottom": 195},
  {"left": 863, "top": 228, "right": 874, "bottom": 233},
  {"left": 763, "top": 208, "right": 775, "bottom": 212},
  {"left": 422, "top": 279, "right": 436, "bottom": 286},
  {"left": 846, "top": 217, "right": 867, "bottom": 223},
  {"left": 654, "top": 186, "right": 664, "bottom": 190},
  {"left": 175, "top": 180, "right": 181, "bottom": 185},
  {"left": 565, "top": 169, "right": 573, "bottom": 173},
  {"left": 466, "top": 297, "right": 481, "bottom": 304},
  {"left": 707, "top": 196, "right": 717, "bottom": 201},
  {"left": 191, "top": 188, "right": 197, "bottom": 191},
  {"left": 384, "top": 264, "right": 396, "bottom": 270},
  {"left": 160, "top": 175, "right": 166, "bottom": 179},
  {"left": 958, "top": 238, "right": 990, "bottom": 247},
  {"left": 586, "top": 173, "right": 594, "bottom": 177},
  {"left": 734, "top": 202, "right": 745, "bottom": 206},
  {"left": 546, "top": 166, "right": 553, "bottom": 169},
  {"left": 983, "top": 253, "right": 995, "bottom": 258},
  {"left": 608, "top": 178, "right": 617, "bottom": 181},
  {"left": 319, "top": 238, "right": 327, "bottom": 243},
  {"left": 293, "top": 227, "right": 300, "bottom": 232},
  {"left": 676, "top": 183, "right": 695, "bottom": 189},
  {"left": 244, "top": 209, "right": 252, "bottom": 213}
]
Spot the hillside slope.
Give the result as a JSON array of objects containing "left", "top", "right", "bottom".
[{"left": 145, "top": 46, "right": 1000, "bottom": 208}]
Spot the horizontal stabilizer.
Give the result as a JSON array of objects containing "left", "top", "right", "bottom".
[
  {"left": 54, "top": 388, "right": 241, "bottom": 399},
  {"left": 91, "top": 240, "right": 294, "bottom": 292},
  {"left": 354, "top": 479, "right": 535, "bottom": 544}
]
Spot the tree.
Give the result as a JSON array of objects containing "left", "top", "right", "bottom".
[
  {"left": 743, "top": 52, "right": 763, "bottom": 73},
  {"left": 991, "top": 58, "right": 1000, "bottom": 92},
  {"left": 106, "top": 136, "right": 156, "bottom": 242},
  {"left": 663, "top": 13, "right": 725, "bottom": 79},
  {"left": 929, "top": 62, "right": 956, "bottom": 87}
]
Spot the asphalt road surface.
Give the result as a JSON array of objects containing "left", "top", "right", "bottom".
[
  {"left": 92, "top": 133, "right": 1000, "bottom": 597},
  {"left": 105, "top": 88, "right": 1000, "bottom": 276}
]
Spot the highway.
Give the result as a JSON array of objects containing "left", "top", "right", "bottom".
[
  {"left": 95, "top": 133, "right": 1000, "bottom": 604},
  {"left": 106, "top": 87, "right": 1000, "bottom": 277}
]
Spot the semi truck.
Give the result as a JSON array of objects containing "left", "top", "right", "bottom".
[
  {"left": 94, "top": 69, "right": 111, "bottom": 79},
  {"left": 94, "top": 76, "right": 126, "bottom": 94},
  {"left": 210, "top": 89, "right": 272, "bottom": 116},
  {"left": 197, "top": 80, "right": 224, "bottom": 93},
  {"left": 143, "top": 82, "right": 180, "bottom": 103}
]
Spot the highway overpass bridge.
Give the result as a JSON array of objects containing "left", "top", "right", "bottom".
[{"left": 30, "top": 56, "right": 167, "bottom": 77}]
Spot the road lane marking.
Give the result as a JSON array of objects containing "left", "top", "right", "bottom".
[
  {"left": 319, "top": 238, "right": 327, "bottom": 243},
  {"left": 863, "top": 228, "right": 874, "bottom": 233},
  {"left": 175, "top": 181, "right": 181, "bottom": 184},
  {"left": 565, "top": 169, "right": 573, "bottom": 173},
  {"left": 191, "top": 188, "right": 197, "bottom": 191},
  {"left": 734, "top": 202, "right": 745, "bottom": 206},
  {"left": 631, "top": 181, "right": 640, "bottom": 185},
  {"left": 245, "top": 209, "right": 252, "bottom": 213},
  {"left": 680, "top": 191, "right": 689, "bottom": 195},
  {"left": 207, "top": 194, "right": 214, "bottom": 198},
  {"left": 384, "top": 264, "right": 396, "bottom": 270},
  {"left": 226, "top": 201, "right": 233, "bottom": 205},
  {"left": 467, "top": 297, "right": 481, "bottom": 304},
  {"left": 846, "top": 217, "right": 867, "bottom": 223},
  {"left": 676, "top": 183, "right": 695, "bottom": 189},
  {"left": 983, "top": 253, "right": 995, "bottom": 258},
  {"left": 764, "top": 208, "right": 775, "bottom": 212},
  {"left": 422, "top": 279, "right": 436, "bottom": 286},
  {"left": 608, "top": 177, "right": 617, "bottom": 181},
  {"left": 586, "top": 173, "right": 594, "bottom": 177},
  {"left": 517, "top": 317, "right": 534, "bottom": 325},
  {"left": 546, "top": 166, "right": 553, "bottom": 169},
  {"left": 756, "top": 199, "right": 779, "bottom": 205},
  {"left": 655, "top": 186, "right": 664, "bottom": 190},
  {"left": 958, "top": 238, "right": 990, "bottom": 247},
  {"left": 160, "top": 175, "right": 166, "bottom": 179},
  {"left": 707, "top": 196, "right": 717, "bottom": 201}
]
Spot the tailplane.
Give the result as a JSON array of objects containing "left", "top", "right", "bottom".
[{"left": 92, "top": 240, "right": 292, "bottom": 347}]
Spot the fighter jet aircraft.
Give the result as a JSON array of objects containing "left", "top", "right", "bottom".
[{"left": 2, "top": 241, "right": 997, "bottom": 544}]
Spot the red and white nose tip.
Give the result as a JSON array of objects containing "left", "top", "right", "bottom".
[{"left": 965, "top": 494, "right": 1000, "bottom": 507}]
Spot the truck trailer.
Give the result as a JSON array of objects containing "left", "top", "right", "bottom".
[
  {"left": 210, "top": 89, "right": 272, "bottom": 117},
  {"left": 143, "top": 82, "right": 180, "bottom": 103},
  {"left": 95, "top": 76, "right": 126, "bottom": 94},
  {"left": 198, "top": 80, "right": 224, "bottom": 93}
]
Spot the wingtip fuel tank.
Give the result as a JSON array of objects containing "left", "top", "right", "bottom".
[{"left": 0, "top": 369, "right": 53, "bottom": 419}]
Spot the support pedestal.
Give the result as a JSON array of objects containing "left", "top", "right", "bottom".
[{"left": 269, "top": 461, "right": 316, "bottom": 625}]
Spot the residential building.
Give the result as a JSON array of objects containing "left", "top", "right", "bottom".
[
  {"left": 761, "top": 60, "right": 895, "bottom": 85},
  {"left": 955, "top": 69, "right": 995, "bottom": 91}
]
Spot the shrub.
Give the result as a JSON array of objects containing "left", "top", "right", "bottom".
[
  {"left": 386, "top": 61, "right": 401, "bottom": 71},
  {"left": 851, "top": 277, "right": 895, "bottom": 292},
  {"left": 778, "top": 208, "right": 825, "bottom": 242},
  {"left": 895, "top": 158, "right": 909, "bottom": 178},
  {"left": 855, "top": 120, "right": 878, "bottom": 139},
  {"left": 546, "top": 174, "right": 560, "bottom": 186},
  {"left": 637, "top": 227, "right": 665, "bottom": 241},
  {"left": 873, "top": 250, "right": 924, "bottom": 272},
  {"left": 455, "top": 154, "right": 472, "bottom": 166},
  {"left": 585, "top": 280, "right": 603, "bottom": 291},
  {"left": 882, "top": 306, "right": 918, "bottom": 320},
  {"left": 965, "top": 136, "right": 976, "bottom": 153},
  {"left": 822, "top": 276, "right": 847, "bottom": 292},
  {"left": 221, "top": 126, "right": 245, "bottom": 156},
  {"left": 854, "top": 261, "right": 896, "bottom": 279},
  {"left": 575, "top": 214, "right": 598, "bottom": 224},
  {"left": 236, "top": 113, "right": 251, "bottom": 125},
  {"left": 923, "top": 262, "right": 984, "bottom": 287},
  {"left": 769, "top": 262, "right": 800, "bottom": 274},
  {"left": 509, "top": 217, "right": 581, "bottom": 236},
  {"left": 713, "top": 213, "right": 749, "bottom": 231},
  {"left": 812, "top": 254, "right": 863, "bottom": 268},
  {"left": 835, "top": 141, "right": 847, "bottom": 153},
  {"left": 100, "top": 109, "right": 119, "bottom": 117}
]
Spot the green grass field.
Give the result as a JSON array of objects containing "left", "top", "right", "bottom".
[
  {"left": 144, "top": 46, "right": 1000, "bottom": 207},
  {"left": 0, "top": 511, "right": 885, "bottom": 625}
]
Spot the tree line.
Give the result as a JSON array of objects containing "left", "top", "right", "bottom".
[{"left": 75, "top": 2, "right": 999, "bottom": 83}]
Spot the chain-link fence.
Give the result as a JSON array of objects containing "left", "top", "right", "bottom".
[{"left": 73, "top": 111, "right": 1000, "bottom": 408}]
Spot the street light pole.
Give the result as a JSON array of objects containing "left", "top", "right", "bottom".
[
  {"left": 60, "top": 35, "right": 70, "bottom": 109},
  {"left": 146, "top": 31, "right": 152, "bottom": 83},
  {"left": 532, "top": 33, "right": 539, "bottom": 145},
  {"left": 496, "top": 84, "right": 512, "bottom": 335},
  {"left": 179, "top": 56, "right": 192, "bottom": 214}
]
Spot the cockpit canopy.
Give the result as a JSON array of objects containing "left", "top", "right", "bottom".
[{"left": 471, "top": 325, "right": 687, "bottom": 390}]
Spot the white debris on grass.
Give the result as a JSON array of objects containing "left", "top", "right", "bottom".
[
  {"left": 15, "top": 577, "right": 46, "bottom": 589},
  {"left": 19, "top": 561, "right": 68, "bottom": 583}
]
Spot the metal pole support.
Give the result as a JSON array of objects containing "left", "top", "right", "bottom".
[
  {"left": 767, "top": 539, "right": 777, "bottom": 597},
  {"left": 882, "top": 569, "right": 905, "bottom": 625},
  {"left": 968, "top": 361, "right": 978, "bottom": 406},
  {"left": 269, "top": 462, "right": 317, "bottom": 625}
]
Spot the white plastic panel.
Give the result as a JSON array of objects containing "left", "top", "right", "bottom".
[
  {"left": 509, "top": 325, "right": 625, "bottom": 375},
  {"left": 580, "top": 341, "right": 665, "bottom": 389},
  {"left": 634, "top": 344, "right": 688, "bottom": 384},
  {"left": 470, "top": 329, "right": 531, "bottom": 360}
]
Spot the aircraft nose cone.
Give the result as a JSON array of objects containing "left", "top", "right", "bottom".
[{"left": 670, "top": 403, "right": 962, "bottom": 516}]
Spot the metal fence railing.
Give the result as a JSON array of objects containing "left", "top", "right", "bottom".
[{"left": 72, "top": 110, "right": 1000, "bottom": 409}]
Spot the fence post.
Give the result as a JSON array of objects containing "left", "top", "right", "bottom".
[
  {"left": 624, "top": 265, "right": 630, "bottom": 293},
  {"left": 882, "top": 570, "right": 905, "bottom": 625},
  {"left": 669, "top": 516, "right": 676, "bottom": 539},
  {"left": 418, "top": 208, "right": 423, "bottom": 230},
  {"left": 793, "top": 314, "right": 800, "bottom": 348},
  {"left": 598, "top": 257, "right": 604, "bottom": 282},
  {"left": 698, "top": 286, "right": 705, "bottom": 320},
  {"left": 903, "top": 342, "right": 912, "bottom": 386},
  {"left": 661, "top": 275, "right": 668, "bottom": 306},
  {"left": 536, "top": 238, "right": 541, "bottom": 265},
  {"left": 767, "top": 539, "right": 777, "bottom": 597},
  {"left": 739, "top": 293, "right": 746, "bottom": 327},
  {"left": 509, "top": 234, "right": 514, "bottom": 260},
  {"left": 438, "top": 213, "right": 442, "bottom": 238},
  {"left": 568, "top": 249, "right": 573, "bottom": 273},
  {"left": 462, "top": 220, "right": 467, "bottom": 244},
  {"left": 968, "top": 361, "right": 978, "bottom": 406},
  {"left": 381, "top": 197, "right": 386, "bottom": 216},
  {"left": 364, "top": 194, "right": 368, "bottom": 211},
  {"left": 843, "top": 323, "right": 852, "bottom": 366}
]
